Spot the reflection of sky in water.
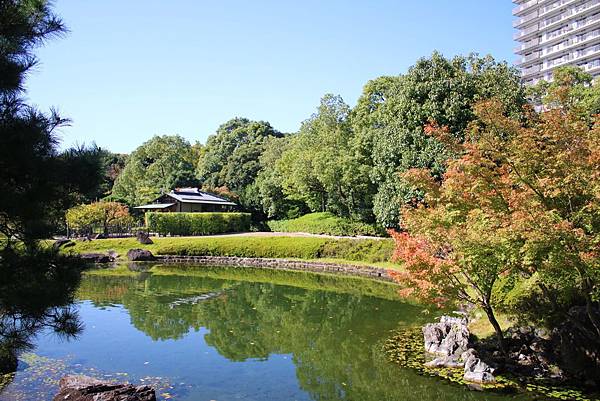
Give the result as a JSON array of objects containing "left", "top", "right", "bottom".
[
  {"left": 39, "top": 302, "right": 308, "bottom": 401},
  {"left": 0, "top": 271, "right": 533, "bottom": 401}
]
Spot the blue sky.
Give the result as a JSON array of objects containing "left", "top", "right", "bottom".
[{"left": 27, "top": 0, "right": 516, "bottom": 153}]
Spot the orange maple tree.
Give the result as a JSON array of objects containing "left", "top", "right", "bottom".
[{"left": 390, "top": 94, "right": 600, "bottom": 350}]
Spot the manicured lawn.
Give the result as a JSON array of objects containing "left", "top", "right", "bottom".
[{"left": 64, "top": 235, "right": 400, "bottom": 269}]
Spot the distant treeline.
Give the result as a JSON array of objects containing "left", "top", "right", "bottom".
[{"left": 105, "top": 52, "right": 529, "bottom": 229}]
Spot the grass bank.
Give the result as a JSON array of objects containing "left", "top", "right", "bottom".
[
  {"left": 267, "top": 212, "right": 386, "bottom": 237},
  {"left": 65, "top": 235, "right": 398, "bottom": 269}
]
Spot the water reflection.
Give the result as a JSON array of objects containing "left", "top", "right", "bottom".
[
  {"left": 0, "top": 251, "right": 82, "bottom": 381},
  {"left": 74, "top": 266, "right": 523, "bottom": 401}
]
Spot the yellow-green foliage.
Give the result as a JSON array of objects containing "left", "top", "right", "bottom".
[
  {"left": 146, "top": 212, "right": 251, "bottom": 236},
  {"left": 267, "top": 212, "right": 385, "bottom": 237}
]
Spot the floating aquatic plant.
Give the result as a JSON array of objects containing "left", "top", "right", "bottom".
[{"left": 383, "top": 328, "right": 598, "bottom": 401}]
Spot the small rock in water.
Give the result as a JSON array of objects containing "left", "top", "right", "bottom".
[
  {"left": 424, "top": 356, "right": 464, "bottom": 368},
  {"left": 52, "top": 375, "right": 156, "bottom": 401},
  {"left": 127, "top": 249, "right": 156, "bottom": 261},
  {"left": 79, "top": 253, "right": 113, "bottom": 263}
]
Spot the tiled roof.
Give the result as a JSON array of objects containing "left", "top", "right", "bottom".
[
  {"left": 166, "top": 188, "right": 237, "bottom": 206},
  {"left": 133, "top": 203, "right": 175, "bottom": 209}
]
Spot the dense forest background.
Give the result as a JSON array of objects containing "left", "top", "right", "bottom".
[{"left": 99, "top": 52, "right": 531, "bottom": 229}]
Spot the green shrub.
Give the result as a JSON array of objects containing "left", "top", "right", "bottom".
[
  {"left": 157, "top": 237, "right": 326, "bottom": 259},
  {"left": 267, "top": 212, "right": 385, "bottom": 237},
  {"left": 146, "top": 212, "right": 251, "bottom": 236}
]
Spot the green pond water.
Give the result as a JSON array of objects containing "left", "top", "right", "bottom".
[{"left": 0, "top": 264, "right": 544, "bottom": 401}]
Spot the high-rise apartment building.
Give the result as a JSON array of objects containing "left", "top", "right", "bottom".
[{"left": 514, "top": 0, "right": 600, "bottom": 85}]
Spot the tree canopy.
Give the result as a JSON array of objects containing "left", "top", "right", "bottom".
[
  {"left": 275, "top": 94, "right": 375, "bottom": 220},
  {"left": 353, "top": 52, "right": 526, "bottom": 228},
  {"left": 196, "top": 118, "right": 283, "bottom": 191},
  {"left": 111, "top": 135, "right": 197, "bottom": 206}
]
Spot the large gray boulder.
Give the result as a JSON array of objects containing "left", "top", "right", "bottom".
[
  {"left": 462, "top": 348, "right": 496, "bottom": 384},
  {"left": 52, "top": 375, "right": 156, "bottom": 401},
  {"left": 127, "top": 248, "right": 156, "bottom": 261},
  {"left": 423, "top": 316, "right": 469, "bottom": 356}
]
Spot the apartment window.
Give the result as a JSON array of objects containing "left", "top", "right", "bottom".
[
  {"left": 545, "top": 13, "right": 562, "bottom": 26},
  {"left": 547, "top": 27, "right": 564, "bottom": 39},
  {"left": 587, "top": 59, "right": 600, "bottom": 68}
]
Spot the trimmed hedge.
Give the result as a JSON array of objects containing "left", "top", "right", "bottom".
[
  {"left": 267, "top": 212, "right": 386, "bottom": 237},
  {"left": 157, "top": 237, "right": 326, "bottom": 259},
  {"left": 146, "top": 212, "right": 251, "bottom": 236}
]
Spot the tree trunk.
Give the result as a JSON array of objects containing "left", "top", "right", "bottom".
[{"left": 484, "top": 304, "right": 506, "bottom": 354}]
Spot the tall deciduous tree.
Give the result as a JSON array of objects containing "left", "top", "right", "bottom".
[
  {"left": 253, "top": 136, "right": 309, "bottom": 219},
  {"left": 277, "top": 95, "right": 375, "bottom": 220},
  {"left": 353, "top": 52, "right": 526, "bottom": 228},
  {"left": 111, "top": 135, "right": 197, "bottom": 206},
  {"left": 196, "top": 118, "right": 283, "bottom": 192}
]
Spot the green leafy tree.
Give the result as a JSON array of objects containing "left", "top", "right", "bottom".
[
  {"left": 528, "top": 65, "right": 600, "bottom": 121},
  {"left": 96, "top": 149, "right": 128, "bottom": 198},
  {"left": 111, "top": 135, "right": 197, "bottom": 206},
  {"left": 352, "top": 52, "right": 526, "bottom": 228},
  {"left": 391, "top": 91, "right": 600, "bottom": 353},
  {"left": 254, "top": 136, "right": 309, "bottom": 219},
  {"left": 277, "top": 95, "right": 375, "bottom": 220},
  {"left": 196, "top": 118, "right": 283, "bottom": 192}
]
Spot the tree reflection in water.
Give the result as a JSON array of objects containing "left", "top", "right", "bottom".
[
  {"left": 78, "top": 266, "right": 459, "bottom": 401},
  {"left": 0, "top": 250, "right": 83, "bottom": 383}
]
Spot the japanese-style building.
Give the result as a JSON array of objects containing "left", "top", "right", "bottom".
[{"left": 134, "top": 188, "right": 237, "bottom": 213}]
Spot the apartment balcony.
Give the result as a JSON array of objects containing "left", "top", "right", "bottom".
[
  {"left": 538, "top": 0, "right": 600, "bottom": 31},
  {"left": 513, "top": 0, "right": 539, "bottom": 17},
  {"left": 542, "top": 29, "right": 600, "bottom": 58},
  {"left": 540, "top": 47, "right": 600, "bottom": 73},
  {"left": 515, "top": 37, "right": 541, "bottom": 54},
  {"left": 540, "top": 13, "right": 600, "bottom": 45},
  {"left": 539, "top": 0, "right": 580, "bottom": 18},
  {"left": 516, "top": 51, "right": 543, "bottom": 67},
  {"left": 514, "top": 23, "right": 541, "bottom": 40},
  {"left": 514, "top": 10, "right": 540, "bottom": 28},
  {"left": 522, "top": 64, "right": 543, "bottom": 76}
]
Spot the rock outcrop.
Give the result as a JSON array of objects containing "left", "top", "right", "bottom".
[
  {"left": 462, "top": 349, "right": 496, "bottom": 384},
  {"left": 127, "top": 249, "right": 156, "bottom": 261},
  {"left": 423, "top": 315, "right": 495, "bottom": 384},
  {"left": 52, "top": 375, "right": 156, "bottom": 401},
  {"left": 423, "top": 316, "right": 469, "bottom": 356}
]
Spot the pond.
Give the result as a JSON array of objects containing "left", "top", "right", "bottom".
[{"left": 0, "top": 263, "right": 538, "bottom": 401}]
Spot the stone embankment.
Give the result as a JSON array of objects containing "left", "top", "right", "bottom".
[
  {"left": 154, "top": 255, "right": 393, "bottom": 282},
  {"left": 422, "top": 316, "right": 496, "bottom": 384}
]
